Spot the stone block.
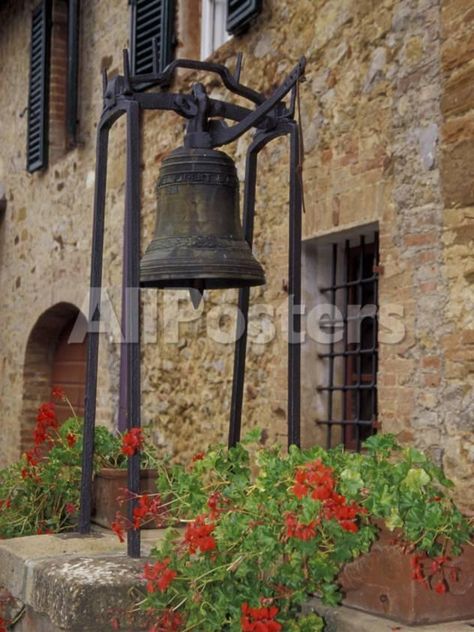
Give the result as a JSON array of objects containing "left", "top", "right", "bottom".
[
  {"left": 0, "top": 531, "right": 168, "bottom": 631},
  {"left": 30, "top": 556, "right": 148, "bottom": 632},
  {"left": 442, "top": 32, "right": 474, "bottom": 72},
  {"left": 0, "top": 533, "right": 126, "bottom": 600},
  {"left": 441, "top": 140, "right": 474, "bottom": 207},
  {"left": 442, "top": 65, "right": 474, "bottom": 117},
  {"left": 13, "top": 607, "right": 63, "bottom": 632},
  {"left": 442, "top": 0, "right": 474, "bottom": 19}
]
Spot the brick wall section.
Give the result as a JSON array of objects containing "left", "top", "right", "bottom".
[
  {"left": 439, "top": 0, "right": 474, "bottom": 511},
  {"left": 49, "top": 0, "right": 68, "bottom": 163},
  {"left": 380, "top": 0, "right": 446, "bottom": 449},
  {"left": 0, "top": 0, "right": 471, "bottom": 511}
]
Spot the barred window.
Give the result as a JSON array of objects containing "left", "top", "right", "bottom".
[{"left": 312, "top": 229, "right": 379, "bottom": 451}]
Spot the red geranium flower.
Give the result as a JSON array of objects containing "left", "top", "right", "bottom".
[
  {"left": 132, "top": 493, "right": 162, "bottom": 529},
  {"left": 241, "top": 602, "right": 282, "bottom": 632},
  {"left": 51, "top": 386, "right": 65, "bottom": 400},
  {"left": 25, "top": 448, "right": 40, "bottom": 467},
  {"left": 143, "top": 558, "right": 177, "bottom": 593},
  {"left": 291, "top": 482, "right": 308, "bottom": 499},
  {"left": 121, "top": 428, "right": 144, "bottom": 457},
  {"left": 285, "top": 512, "right": 319, "bottom": 541},
  {"left": 184, "top": 515, "right": 217, "bottom": 554},
  {"left": 339, "top": 520, "right": 358, "bottom": 533},
  {"left": 111, "top": 513, "right": 127, "bottom": 543},
  {"left": 207, "top": 491, "right": 228, "bottom": 519},
  {"left": 435, "top": 580, "right": 447, "bottom": 594},
  {"left": 66, "top": 432, "right": 77, "bottom": 448},
  {"left": 149, "top": 609, "right": 183, "bottom": 631},
  {"left": 34, "top": 402, "right": 58, "bottom": 447},
  {"left": 290, "top": 460, "right": 365, "bottom": 533}
]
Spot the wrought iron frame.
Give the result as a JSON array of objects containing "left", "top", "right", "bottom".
[{"left": 79, "top": 50, "right": 306, "bottom": 557}]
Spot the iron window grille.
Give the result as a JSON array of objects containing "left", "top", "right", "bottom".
[
  {"left": 130, "top": 0, "right": 175, "bottom": 77},
  {"left": 317, "top": 231, "right": 379, "bottom": 451}
]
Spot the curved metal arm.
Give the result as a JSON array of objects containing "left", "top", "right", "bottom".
[
  {"left": 209, "top": 57, "right": 306, "bottom": 147},
  {"left": 130, "top": 56, "right": 265, "bottom": 104}
]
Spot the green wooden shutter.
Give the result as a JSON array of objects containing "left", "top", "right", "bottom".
[
  {"left": 130, "top": 0, "right": 175, "bottom": 76},
  {"left": 27, "top": 0, "right": 52, "bottom": 173},
  {"left": 66, "top": 0, "right": 80, "bottom": 146},
  {"left": 226, "top": 0, "right": 262, "bottom": 35}
]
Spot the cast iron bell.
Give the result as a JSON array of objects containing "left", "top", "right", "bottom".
[{"left": 140, "top": 146, "right": 265, "bottom": 292}]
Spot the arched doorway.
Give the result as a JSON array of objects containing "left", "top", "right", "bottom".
[
  {"left": 51, "top": 317, "right": 87, "bottom": 423},
  {"left": 21, "top": 303, "right": 87, "bottom": 450}
]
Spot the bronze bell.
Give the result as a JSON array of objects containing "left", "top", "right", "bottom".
[{"left": 140, "top": 146, "right": 265, "bottom": 293}]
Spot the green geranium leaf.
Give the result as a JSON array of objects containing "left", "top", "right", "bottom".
[
  {"left": 385, "top": 508, "right": 404, "bottom": 531},
  {"left": 340, "top": 467, "right": 364, "bottom": 495},
  {"left": 402, "top": 467, "right": 431, "bottom": 491}
]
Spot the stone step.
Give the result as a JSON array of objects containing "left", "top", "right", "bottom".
[{"left": 1, "top": 532, "right": 473, "bottom": 631}]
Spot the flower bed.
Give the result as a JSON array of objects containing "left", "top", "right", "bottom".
[
  {"left": 110, "top": 430, "right": 472, "bottom": 631},
  {"left": 1, "top": 392, "right": 472, "bottom": 631},
  {"left": 0, "top": 390, "right": 158, "bottom": 540}
]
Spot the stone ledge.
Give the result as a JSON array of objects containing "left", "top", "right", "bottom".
[
  {"left": 0, "top": 530, "right": 166, "bottom": 632},
  {"left": 304, "top": 597, "right": 474, "bottom": 632},
  {"left": 29, "top": 555, "right": 148, "bottom": 631},
  {"left": 2, "top": 533, "right": 474, "bottom": 631},
  {"left": 0, "top": 532, "right": 125, "bottom": 600}
]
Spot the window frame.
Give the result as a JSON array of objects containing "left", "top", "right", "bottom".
[
  {"left": 316, "top": 230, "right": 380, "bottom": 451},
  {"left": 27, "top": 0, "right": 80, "bottom": 172},
  {"left": 200, "top": 0, "right": 230, "bottom": 60}
]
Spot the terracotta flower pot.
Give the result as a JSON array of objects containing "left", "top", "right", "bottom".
[
  {"left": 92, "top": 468, "right": 158, "bottom": 530},
  {"left": 339, "top": 525, "right": 474, "bottom": 625}
]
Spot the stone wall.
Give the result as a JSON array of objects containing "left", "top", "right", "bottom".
[
  {"left": 0, "top": 0, "right": 129, "bottom": 465},
  {"left": 0, "top": 0, "right": 472, "bottom": 511},
  {"left": 439, "top": 0, "right": 474, "bottom": 507}
]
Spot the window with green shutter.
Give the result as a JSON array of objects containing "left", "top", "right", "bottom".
[
  {"left": 66, "top": 0, "right": 80, "bottom": 147},
  {"left": 130, "top": 0, "right": 175, "bottom": 76},
  {"left": 226, "top": 0, "right": 262, "bottom": 35},
  {"left": 27, "top": 0, "right": 52, "bottom": 173}
]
